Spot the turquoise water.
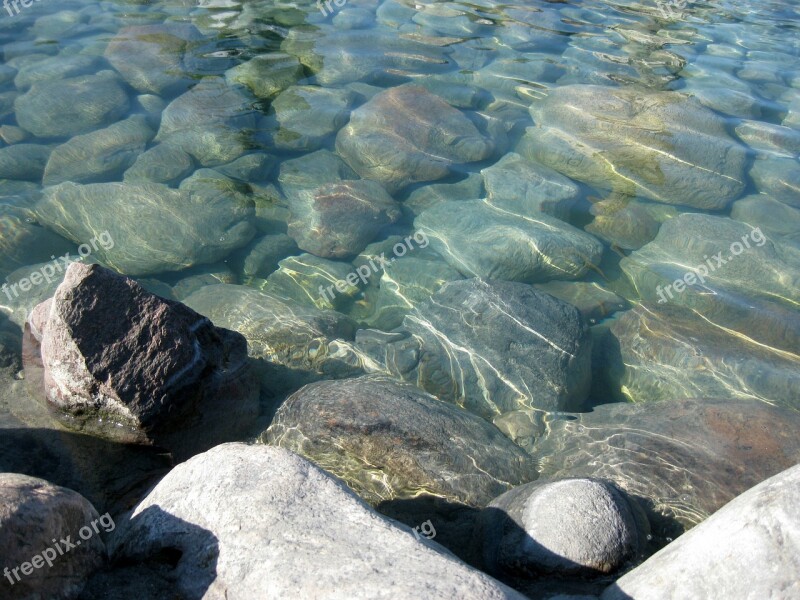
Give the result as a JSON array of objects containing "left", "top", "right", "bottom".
[{"left": 0, "top": 0, "right": 799, "bottom": 594}]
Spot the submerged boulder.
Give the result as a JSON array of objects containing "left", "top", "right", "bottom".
[
  {"left": 524, "top": 85, "right": 747, "bottom": 209},
  {"left": 24, "top": 263, "right": 259, "bottom": 458},
  {"left": 265, "top": 375, "right": 537, "bottom": 506}
]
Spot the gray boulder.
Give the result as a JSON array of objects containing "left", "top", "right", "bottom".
[
  {"left": 477, "top": 478, "right": 648, "bottom": 578},
  {"left": 108, "top": 443, "right": 525, "bottom": 599},
  {"left": 14, "top": 71, "right": 129, "bottom": 138},
  {"left": 268, "top": 85, "right": 356, "bottom": 151},
  {"left": 0, "top": 473, "right": 106, "bottom": 600},
  {"left": 415, "top": 199, "right": 604, "bottom": 282},
  {"left": 123, "top": 143, "right": 195, "bottom": 185},
  {"left": 602, "top": 464, "right": 800, "bottom": 600},
  {"left": 357, "top": 278, "right": 592, "bottom": 418},
  {"left": 265, "top": 375, "right": 537, "bottom": 506},
  {"left": 24, "top": 263, "right": 259, "bottom": 458},
  {"left": 524, "top": 85, "right": 747, "bottom": 209},
  {"left": 336, "top": 85, "right": 494, "bottom": 193}
]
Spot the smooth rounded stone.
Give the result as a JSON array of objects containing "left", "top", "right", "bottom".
[
  {"left": 0, "top": 143, "right": 51, "bottom": 181},
  {"left": 224, "top": 53, "right": 304, "bottom": 100},
  {"left": 524, "top": 85, "right": 748, "bottom": 209},
  {"left": 182, "top": 284, "right": 360, "bottom": 387},
  {"left": 0, "top": 64, "right": 15, "bottom": 85},
  {"left": 0, "top": 473, "right": 106, "bottom": 600},
  {"left": 278, "top": 148, "right": 359, "bottom": 192},
  {"left": 122, "top": 143, "right": 195, "bottom": 185},
  {"left": 0, "top": 205, "right": 73, "bottom": 280},
  {"left": 288, "top": 180, "right": 401, "bottom": 258},
  {"left": 785, "top": 97, "right": 800, "bottom": 128},
  {"left": 13, "top": 53, "right": 101, "bottom": 90},
  {"left": 604, "top": 302, "right": 800, "bottom": 409},
  {"left": 480, "top": 153, "right": 580, "bottom": 221},
  {"left": 284, "top": 28, "right": 452, "bottom": 86},
  {"left": 404, "top": 173, "right": 485, "bottom": 216},
  {"left": 251, "top": 183, "right": 290, "bottom": 233},
  {"left": 0, "top": 125, "right": 28, "bottom": 145},
  {"left": 477, "top": 479, "right": 648, "bottom": 579},
  {"left": 332, "top": 6, "right": 375, "bottom": 29},
  {"left": 215, "top": 152, "right": 275, "bottom": 183},
  {"left": 36, "top": 180, "right": 255, "bottom": 276},
  {"left": 166, "top": 263, "right": 236, "bottom": 300},
  {"left": 585, "top": 194, "right": 676, "bottom": 250},
  {"left": 43, "top": 116, "right": 154, "bottom": 185},
  {"left": 683, "top": 82, "right": 763, "bottom": 119},
  {"left": 268, "top": 85, "right": 356, "bottom": 151},
  {"left": 413, "top": 76, "right": 490, "bottom": 110},
  {"left": 731, "top": 194, "right": 800, "bottom": 240},
  {"left": 239, "top": 233, "right": 299, "bottom": 279},
  {"left": 336, "top": 85, "right": 494, "bottom": 194},
  {"left": 363, "top": 256, "right": 463, "bottom": 330},
  {"left": 104, "top": 23, "right": 205, "bottom": 95},
  {"left": 533, "top": 399, "right": 800, "bottom": 538},
  {"left": 31, "top": 10, "right": 83, "bottom": 39},
  {"left": 265, "top": 253, "right": 361, "bottom": 311},
  {"left": 14, "top": 71, "right": 129, "bottom": 139},
  {"left": 735, "top": 119, "right": 800, "bottom": 157},
  {"left": 0, "top": 90, "right": 18, "bottom": 121},
  {"left": 24, "top": 263, "right": 259, "bottom": 457},
  {"left": 108, "top": 443, "right": 526, "bottom": 600},
  {"left": 749, "top": 155, "right": 800, "bottom": 207},
  {"left": 531, "top": 282, "right": 627, "bottom": 324},
  {"left": 265, "top": 375, "right": 537, "bottom": 506},
  {"left": 602, "top": 464, "right": 800, "bottom": 600},
  {"left": 415, "top": 199, "right": 604, "bottom": 282},
  {"left": 155, "top": 77, "right": 258, "bottom": 166},
  {"left": 357, "top": 278, "right": 592, "bottom": 418},
  {"left": 473, "top": 57, "right": 566, "bottom": 102}
]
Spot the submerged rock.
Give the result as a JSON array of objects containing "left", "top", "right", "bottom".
[
  {"left": 336, "top": 85, "right": 494, "bottom": 193},
  {"left": 224, "top": 53, "right": 304, "bottom": 100},
  {"left": 524, "top": 85, "right": 747, "bottom": 209},
  {"left": 0, "top": 473, "right": 106, "bottom": 600},
  {"left": 14, "top": 71, "right": 129, "bottom": 138},
  {"left": 476, "top": 478, "right": 648, "bottom": 579},
  {"left": 36, "top": 180, "right": 255, "bottom": 276},
  {"left": 602, "top": 464, "right": 800, "bottom": 600},
  {"left": 0, "top": 143, "right": 51, "bottom": 182},
  {"left": 415, "top": 199, "right": 604, "bottom": 282},
  {"left": 264, "top": 253, "right": 362, "bottom": 311},
  {"left": 268, "top": 85, "right": 356, "bottom": 151},
  {"left": 585, "top": 194, "right": 676, "bottom": 250},
  {"left": 287, "top": 179, "right": 401, "bottom": 258},
  {"left": 531, "top": 281, "right": 628, "bottom": 323},
  {"left": 265, "top": 375, "right": 537, "bottom": 506},
  {"left": 357, "top": 278, "right": 592, "bottom": 419},
  {"left": 24, "top": 263, "right": 259, "bottom": 458},
  {"left": 123, "top": 143, "right": 195, "bottom": 185},
  {"left": 14, "top": 54, "right": 101, "bottom": 90},
  {"left": 108, "top": 443, "right": 525, "bottom": 599},
  {"left": 749, "top": 155, "right": 800, "bottom": 208},
  {"left": 238, "top": 233, "right": 299, "bottom": 279}
]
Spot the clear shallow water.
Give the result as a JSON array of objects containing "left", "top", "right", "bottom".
[{"left": 0, "top": 0, "right": 799, "bottom": 592}]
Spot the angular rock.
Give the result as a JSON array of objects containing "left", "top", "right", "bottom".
[
  {"left": 14, "top": 71, "right": 129, "bottom": 138},
  {"left": 357, "top": 278, "right": 592, "bottom": 418},
  {"left": 0, "top": 143, "right": 51, "bottom": 182},
  {"left": 108, "top": 443, "right": 525, "bottom": 599},
  {"left": 287, "top": 179, "right": 401, "bottom": 258},
  {"left": 415, "top": 199, "right": 604, "bottom": 282},
  {"left": 36, "top": 180, "right": 255, "bottom": 276},
  {"left": 602, "top": 464, "right": 800, "bottom": 600},
  {"left": 336, "top": 85, "right": 494, "bottom": 193},
  {"left": 43, "top": 116, "right": 154, "bottom": 185},
  {"left": 0, "top": 474, "right": 106, "bottom": 600},
  {"left": 24, "top": 264, "right": 259, "bottom": 458},
  {"left": 265, "top": 375, "right": 537, "bottom": 506},
  {"left": 476, "top": 478, "right": 648, "bottom": 578},
  {"left": 524, "top": 85, "right": 747, "bottom": 209}
]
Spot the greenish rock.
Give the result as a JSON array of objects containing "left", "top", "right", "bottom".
[
  {"left": 604, "top": 303, "right": 800, "bottom": 409},
  {"left": 585, "top": 194, "right": 676, "bottom": 250},
  {"left": 14, "top": 54, "right": 101, "bottom": 90},
  {"left": 332, "top": 7, "right": 375, "bottom": 29},
  {"left": 43, "top": 116, "right": 154, "bottom": 185},
  {"left": 414, "top": 76, "right": 490, "bottom": 110},
  {"left": 155, "top": 77, "right": 258, "bottom": 166},
  {"left": 14, "top": 71, "right": 129, "bottom": 138},
  {"left": 481, "top": 152, "right": 580, "bottom": 221},
  {"left": 0, "top": 205, "right": 73, "bottom": 281},
  {"left": 287, "top": 180, "right": 401, "bottom": 258},
  {"left": 224, "top": 53, "right": 304, "bottom": 100},
  {"left": 749, "top": 156, "right": 800, "bottom": 208},
  {"left": 735, "top": 120, "right": 800, "bottom": 157},
  {"left": 251, "top": 183, "right": 291, "bottom": 234},
  {"left": 404, "top": 173, "right": 484, "bottom": 216},
  {"left": 336, "top": 85, "right": 494, "bottom": 193},
  {"left": 0, "top": 125, "right": 29, "bottom": 145},
  {"left": 268, "top": 85, "right": 356, "bottom": 151},
  {"left": 0, "top": 144, "right": 51, "bottom": 182},
  {"left": 265, "top": 253, "right": 361, "bottom": 311},
  {"left": 731, "top": 195, "right": 800, "bottom": 241},
  {"left": 278, "top": 149, "right": 359, "bottom": 194},
  {"left": 265, "top": 375, "right": 537, "bottom": 506},
  {"left": 523, "top": 85, "right": 747, "bottom": 209},
  {"left": 684, "top": 83, "right": 762, "bottom": 119},
  {"left": 215, "top": 153, "right": 275, "bottom": 183},
  {"left": 166, "top": 264, "right": 236, "bottom": 300},
  {"left": 123, "top": 143, "right": 195, "bottom": 185},
  {"left": 36, "top": 181, "right": 255, "bottom": 276},
  {"left": 356, "top": 278, "right": 592, "bottom": 419},
  {"left": 238, "top": 234, "right": 299, "bottom": 279},
  {"left": 32, "top": 10, "right": 84, "bottom": 39},
  {"left": 532, "top": 399, "right": 800, "bottom": 537},
  {"left": 531, "top": 281, "right": 628, "bottom": 323},
  {"left": 415, "top": 200, "right": 604, "bottom": 282}
]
